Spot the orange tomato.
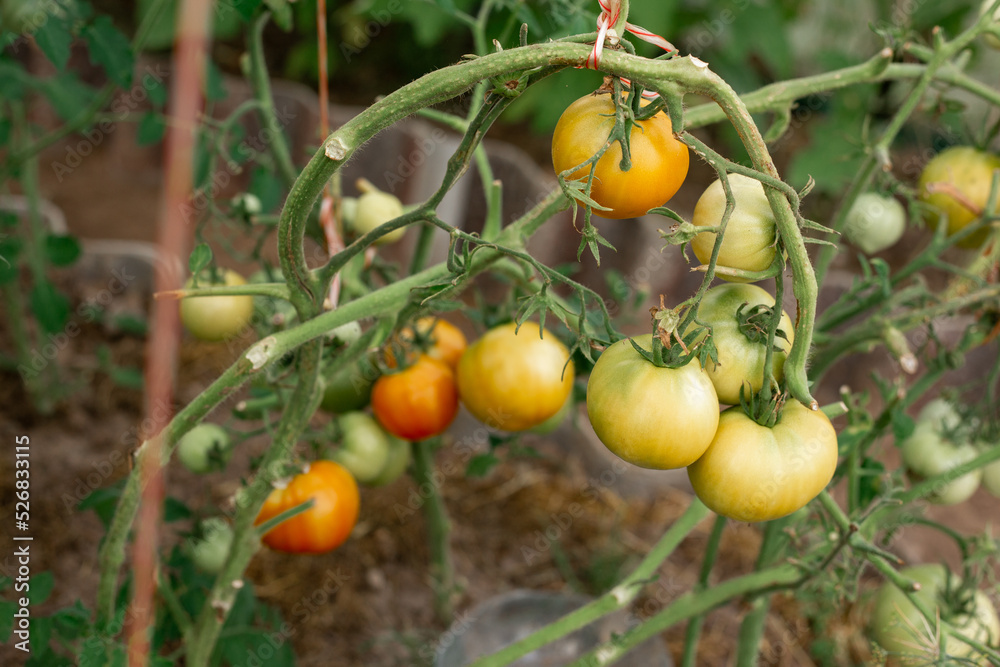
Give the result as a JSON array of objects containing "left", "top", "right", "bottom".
[
  {"left": 551, "top": 92, "right": 689, "bottom": 219},
  {"left": 254, "top": 460, "right": 360, "bottom": 554},
  {"left": 371, "top": 355, "right": 459, "bottom": 441}
]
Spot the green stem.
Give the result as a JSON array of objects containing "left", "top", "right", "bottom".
[
  {"left": 186, "top": 340, "right": 324, "bottom": 666},
  {"left": 734, "top": 518, "right": 789, "bottom": 667},
  {"left": 470, "top": 500, "right": 711, "bottom": 667},
  {"left": 407, "top": 222, "right": 436, "bottom": 275},
  {"left": 248, "top": 12, "right": 298, "bottom": 189},
  {"left": 411, "top": 440, "right": 455, "bottom": 622},
  {"left": 680, "top": 515, "right": 727, "bottom": 667},
  {"left": 569, "top": 565, "right": 801, "bottom": 667}
]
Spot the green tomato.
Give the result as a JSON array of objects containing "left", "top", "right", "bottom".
[
  {"left": 980, "top": 451, "right": 1000, "bottom": 498},
  {"left": 331, "top": 412, "right": 391, "bottom": 484},
  {"left": 842, "top": 192, "right": 907, "bottom": 255},
  {"left": 690, "top": 174, "right": 778, "bottom": 282},
  {"left": 180, "top": 269, "right": 255, "bottom": 341},
  {"left": 320, "top": 360, "right": 378, "bottom": 413},
  {"left": 900, "top": 423, "right": 982, "bottom": 505},
  {"left": 185, "top": 518, "right": 234, "bottom": 575},
  {"left": 177, "top": 424, "right": 231, "bottom": 474},
  {"left": 871, "top": 564, "right": 1000, "bottom": 665},
  {"left": 694, "top": 283, "right": 794, "bottom": 405},
  {"left": 917, "top": 398, "right": 962, "bottom": 433},
  {"left": 586, "top": 335, "right": 719, "bottom": 470},
  {"left": 368, "top": 435, "right": 411, "bottom": 487},
  {"left": 350, "top": 182, "right": 405, "bottom": 245},
  {"left": 918, "top": 146, "right": 1000, "bottom": 249}
]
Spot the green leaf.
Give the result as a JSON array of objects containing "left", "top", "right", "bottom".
[
  {"left": 28, "top": 572, "right": 54, "bottom": 605},
  {"left": 466, "top": 453, "right": 499, "bottom": 477},
  {"left": 248, "top": 166, "right": 283, "bottom": 212},
  {"left": 145, "top": 74, "right": 168, "bottom": 108},
  {"left": 44, "top": 234, "right": 82, "bottom": 267},
  {"left": 233, "top": 0, "right": 265, "bottom": 21},
  {"left": 163, "top": 496, "right": 192, "bottom": 523},
  {"left": 108, "top": 365, "right": 144, "bottom": 390},
  {"left": 263, "top": 0, "right": 293, "bottom": 30},
  {"left": 0, "top": 59, "right": 31, "bottom": 101},
  {"left": 29, "top": 279, "right": 70, "bottom": 334},
  {"left": 892, "top": 410, "right": 916, "bottom": 443},
  {"left": 29, "top": 617, "right": 52, "bottom": 655},
  {"left": 34, "top": 11, "right": 75, "bottom": 70},
  {"left": 83, "top": 16, "right": 134, "bottom": 89},
  {"left": 204, "top": 58, "right": 226, "bottom": 102},
  {"left": 35, "top": 72, "right": 99, "bottom": 122},
  {"left": 0, "top": 600, "right": 16, "bottom": 642},
  {"left": 188, "top": 242, "right": 213, "bottom": 275},
  {"left": 0, "top": 237, "right": 22, "bottom": 284},
  {"left": 857, "top": 457, "right": 886, "bottom": 509},
  {"left": 78, "top": 480, "right": 126, "bottom": 530},
  {"left": 136, "top": 111, "right": 165, "bottom": 146}
]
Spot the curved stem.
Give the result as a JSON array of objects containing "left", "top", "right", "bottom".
[
  {"left": 248, "top": 12, "right": 298, "bottom": 189},
  {"left": 680, "top": 514, "right": 727, "bottom": 667}
]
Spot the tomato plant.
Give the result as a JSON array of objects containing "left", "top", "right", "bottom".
[
  {"left": 981, "top": 455, "right": 1000, "bottom": 498},
  {"left": 254, "top": 461, "right": 360, "bottom": 554},
  {"left": 371, "top": 355, "right": 459, "bottom": 441},
  {"left": 551, "top": 92, "right": 689, "bottom": 219},
  {"left": 457, "top": 321, "right": 574, "bottom": 432},
  {"left": 586, "top": 335, "right": 719, "bottom": 469},
  {"left": 176, "top": 423, "right": 231, "bottom": 474},
  {"left": 871, "top": 564, "right": 1000, "bottom": 665},
  {"left": 918, "top": 146, "right": 1000, "bottom": 248},
  {"left": 690, "top": 174, "right": 778, "bottom": 280},
  {"left": 695, "top": 283, "right": 793, "bottom": 405},
  {"left": 842, "top": 192, "right": 907, "bottom": 255},
  {"left": 687, "top": 400, "right": 838, "bottom": 522}
]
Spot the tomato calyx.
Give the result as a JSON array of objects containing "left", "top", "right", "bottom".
[
  {"left": 738, "top": 387, "right": 786, "bottom": 428},
  {"left": 631, "top": 296, "right": 709, "bottom": 369},
  {"left": 736, "top": 302, "right": 791, "bottom": 348}
]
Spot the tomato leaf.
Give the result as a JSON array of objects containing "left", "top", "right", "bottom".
[
  {"left": 263, "top": 0, "right": 293, "bottom": 31},
  {"left": 0, "top": 600, "right": 16, "bottom": 643},
  {"left": 204, "top": 58, "right": 226, "bottom": 102},
  {"left": 28, "top": 572, "right": 55, "bottom": 605},
  {"left": 188, "top": 242, "right": 213, "bottom": 275},
  {"left": 136, "top": 111, "right": 165, "bottom": 146},
  {"left": 83, "top": 16, "right": 134, "bottom": 89},
  {"left": 891, "top": 410, "right": 916, "bottom": 444},
  {"left": 34, "top": 11, "right": 75, "bottom": 70},
  {"left": 466, "top": 453, "right": 499, "bottom": 477},
  {"left": 30, "top": 279, "right": 70, "bottom": 334},
  {"left": 0, "top": 236, "right": 22, "bottom": 284},
  {"left": 44, "top": 234, "right": 81, "bottom": 267},
  {"left": 35, "top": 72, "right": 98, "bottom": 122}
]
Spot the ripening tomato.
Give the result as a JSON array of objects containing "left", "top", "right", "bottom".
[
  {"left": 981, "top": 453, "right": 1000, "bottom": 498},
  {"left": 687, "top": 400, "right": 838, "bottom": 522},
  {"left": 330, "top": 412, "right": 391, "bottom": 484},
  {"left": 586, "top": 335, "right": 719, "bottom": 469},
  {"left": 390, "top": 317, "right": 468, "bottom": 370},
  {"left": 180, "top": 269, "right": 255, "bottom": 341},
  {"left": 695, "top": 283, "right": 794, "bottom": 405},
  {"left": 184, "top": 517, "right": 234, "bottom": 575},
  {"left": 320, "top": 359, "right": 378, "bottom": 414},
  {"left": 871, "top": 564, "right": 1000, "bottom": 666},
  {"left": 457, "top": 321, "right": 574, "bottom": 432},
  {"left": 254, "top": 460, "right": 360, "bottom": 554},
  {"left": 551, "top": 92, "right": 690, "bottom": 219},
  {"left": 690, "top": 174, "right": 778, "bottom": 281},
  {"left": 918, "top": 146, "right": 1000, "bottom": 248},
  {"left": 371, "top": 355, "right": 459, "bottom": 441},
  {"left": 348, "top": 180, "right": 406, "bottom": 245}
]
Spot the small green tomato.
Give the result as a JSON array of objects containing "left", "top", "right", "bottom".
[
  {"left": 842, "top": 192, "right": 907, "bottom": 255},
  {"left": 177, "top": 423, "right": 231, "bottom": 474},
  {"left": 350, "top": 178, "right": 405, "bottom": 245},
  {"left": 185, "top": 517, "right": 234, "bottom": 575}
]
